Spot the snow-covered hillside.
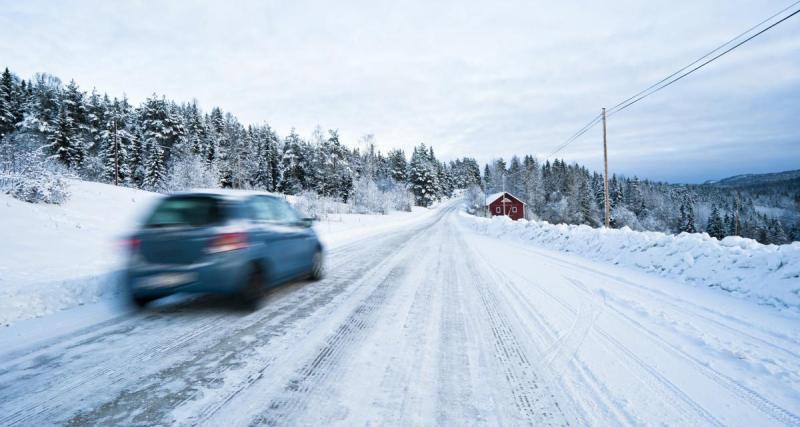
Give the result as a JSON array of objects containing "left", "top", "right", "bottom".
[
  {"left": 461, "top": 212, "right": 800, "bottom": 314},
  {"left": 0, "top": 180, "right": 440, "bottom": 326}
]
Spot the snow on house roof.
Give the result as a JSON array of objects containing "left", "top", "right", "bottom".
[{"left": 485, "top": 191, "right": 526, "bottom": 206}]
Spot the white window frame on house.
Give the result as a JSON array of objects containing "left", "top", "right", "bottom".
[
  {"left": 495, "top": 207, "right": 501, "bottom": 213},
  {"left": 512, "top": 206, "right": 517, "bottom": 213}
]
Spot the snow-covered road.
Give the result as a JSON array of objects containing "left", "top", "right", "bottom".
[{"left": 1, "top": 202, "right": 799, "bottom": 426}]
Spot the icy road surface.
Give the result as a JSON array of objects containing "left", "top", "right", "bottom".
[{"left": 1, "top": 202, "right": 799, "bottom": 426}]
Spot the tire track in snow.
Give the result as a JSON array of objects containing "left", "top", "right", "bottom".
[
  {"left": 512, "top": 243, "right": 800, "bottom": 358},
  {"left": 586, "top": 281, "right": 800, "bottom": 427},
  {"left": 471, "top": 261, "right": 635, "bottom": 426},
  {"left": 515, "top": 270, "right": 727, "bottom": 426},
  {"left": 74, "top": 216, "right": 444, "bottom": 426},
  {"left": 253, "top": 266, "right": 407, "bottom": 425},
  {"left": 371, "top": 248, "right": 440, "bottom": 425},
  {"left": 454, "top": 231, "right": 572, "bottom": 426},
  {"left": 560, "top": 275, "right": 800, "bottom": 426},
  {"left": 0, "top": 209, "right": 448, "bottom": 426},
  {"left": 246, "top": 226, "right": 440, "bottom": 425},
  {"left": 434, "top": 227, "right": 481, "bottom": 423}
]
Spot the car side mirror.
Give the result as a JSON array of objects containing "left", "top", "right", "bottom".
[{"left": 298, "top": 217, "right": 314, "bottom": 228}]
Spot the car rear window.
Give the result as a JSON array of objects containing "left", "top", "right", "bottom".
[{"left": 144, "top": 196, "right": 225, "bottom": 228}]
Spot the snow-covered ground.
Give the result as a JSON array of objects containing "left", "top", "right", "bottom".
[
  {"left": 0, "top": 180, "right": 161, "bottom": 326},
  {"left": 0, "top": 180, "right": 439, "bottom": 326},
  {"left": 462, "top": 213, "right": 800, "bottom": 314},
  {"left": 1, "top": 193, "right": 799, "bottom": 425}
]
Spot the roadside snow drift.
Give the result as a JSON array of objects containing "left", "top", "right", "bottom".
[
  {"left": 461, "top": 212, "right": 800, "bottom": 313},
  {"left": 0, "top": 180, "right": 161, "bottom": 326}
]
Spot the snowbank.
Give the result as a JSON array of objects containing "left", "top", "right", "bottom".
[
  {"left": 460, "top": 212, "right": 800, "bottom": 313},
  {"left": 0, "top": 180, "right": 162, "bottom": 325},
  {"left": 0, "top": 180, "right": 443, "bottom": 325}
]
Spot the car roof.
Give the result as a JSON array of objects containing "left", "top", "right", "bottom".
[{"left": 168, "top": 189, "right": 283, "bottom": 201}]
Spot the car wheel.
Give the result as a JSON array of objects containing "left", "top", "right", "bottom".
[
  {"left": 239, "top": 267, "right": 264, "bottom": 309},
  {"left": 310, "top": 250, "right": 324, "bottom": 281},
  {"left": 132, "top": 295, "right": 156, "bottom": 308}
]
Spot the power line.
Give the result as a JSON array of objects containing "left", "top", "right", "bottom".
[
  {"left": 607, "top": 0, "right": 800, "bottom": 114},
  {"left": 546, "top": 113, "right": 602, "bottom": 158},
  {"left": 608, "top": 5, "right": 800, "bottom": 116},
  {"left": 545, "top": 1, "right": 800, "bottom": 157}
]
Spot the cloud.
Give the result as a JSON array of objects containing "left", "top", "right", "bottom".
[{"left": 2, "top": 0, "right": 798, "bottom": 183}]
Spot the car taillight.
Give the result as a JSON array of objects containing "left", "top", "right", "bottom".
[
  {"left": 123, "top": 238, "right": 141, "bottom": 254},
  {"left": 207, "top": 232, "right": 249, "bottom": 254}
]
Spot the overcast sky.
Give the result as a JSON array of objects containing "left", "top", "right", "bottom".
[{"left": 2, "top": 0, "right": 799, "bottom": 183}]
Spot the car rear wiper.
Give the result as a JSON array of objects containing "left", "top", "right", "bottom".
[{"left": 145, "top": 222, "right": 187, "bottom": 229}]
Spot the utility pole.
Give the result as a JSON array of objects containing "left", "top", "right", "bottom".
[
  {"left": 602, "top": 107, "right": 610, "bottom": 228},
  {"left": 502, "top": 174, "right": 507, "bottom": 216},
  {"left": 113, "top": 119, "right": 119, "bottom": 186}
]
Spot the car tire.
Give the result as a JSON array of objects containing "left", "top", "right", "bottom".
[
  {"left": 132, "top": 295, "right": 156, "bottom": 308},
  {"left": 239, "top": 267, "right": 264, "bottom": 309},
  {"left": 309, "top": 250, "right": 324, "bottom": 281}
]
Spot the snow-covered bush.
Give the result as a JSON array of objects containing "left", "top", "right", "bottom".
[
  {"left": 386, "top": 184, "right": 413, "bottom": 212},
  {"left": 166, "top": 155, "right": 219, "bottom": 192},
  {"left": 6, "top": 170, "right": 70, "bottom": 204},
  {"left": 464, "top": 185, "right": 485, "bottom": 216},
  {"left": 1, "top": 147, "right": 71, "bottom": 204},
  {"left": 293, "top": 191, "right": 352, "bottom": 219},
  {"left": 351, "top": 177, "right": 390, "bottom": 214},
  {"left": 611, "top": 206, "right": 642, "bottom": 231}
]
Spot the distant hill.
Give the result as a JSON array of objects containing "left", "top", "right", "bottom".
[{"left": 705, "top": 170, "right": 800, "bottom": 188}]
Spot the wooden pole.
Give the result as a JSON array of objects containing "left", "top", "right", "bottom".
[
  {"left": 502, "top": 174, "right": 507, "bottom": 217},
  {"left": 113, "top": 119, "right": 119, "bottom": 186},
  {"left": 602, "top": 107, "right": 610, "bottom": 228}
]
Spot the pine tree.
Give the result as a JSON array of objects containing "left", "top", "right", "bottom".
[
  {"left": 387, "top": 149, "right": 407, "bottom": 183},
  {"left": 278, "top": 129, "right": 305, "bottom": 194},
  {"left": 409, "top": 144, "right": 437, "bottom": 207},
  {"left": 706, "top": 204, "right": 726, "bottom": 239},
  {"left": 250, "top": 126, "right": 273, "bottom": 190},
  {"left": 0, "top": 67, "right": 16, "bottom": 139},
  {"left": 46, "top": 80, "right": 88, "bottom": 168},
  {"left": 679, "top": 198, "right": 697, "bottom": 233},
  {"left": 505, "top": 156, "right": 520, "bottom": 194},
  {"left": 84, "top": 88, "right": 106, "bottom": 156},
  {"left": 628, "top": 176, "right": 647, "bottom": 218},
  {"left": 143, "top": 141, "right": 166, "bottom": 191},
  {"left": 100, "top": 98, "right": 132, "bottom": 184},
  {"left": 48, "top": 107, "right": 81, "bottom": 167},
  {"left": 767, "top": 218, "right": 788, "bottom": 245}
]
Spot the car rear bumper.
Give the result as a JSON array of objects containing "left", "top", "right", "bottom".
[{"left": 125, "top": 252, "right": 251, "bottom": 297}]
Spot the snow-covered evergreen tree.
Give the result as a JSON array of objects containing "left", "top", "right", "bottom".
[
  {"left": 409, "top": 144, "right": 438, "bottom": 207},
  {"left": 706, "top": 205, "right": 726, "bottom": 239},
  {"left": 0, "top": 67, "right": 17, "bottom": 139},
  {"left": 278, "top": 129, "right": 306, "bottom": 194},
  {"left": 143, "top": 141, "right": 166, "bottom": 191},
  {"left": 679, "top": 197, "right": 697, "bottom": 233},
  {"left": 387, "top": 149, "right": 407, "bottom": 184}
]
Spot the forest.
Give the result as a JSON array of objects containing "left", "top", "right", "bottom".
[
  {"left": 469, "top": 157, "right": 799, "bottom": 244},
  {"left": 0, "top": 67, "right": 796, "bottom": 244}
]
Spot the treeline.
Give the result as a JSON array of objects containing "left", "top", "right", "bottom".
[
  {"left": 475, "top": 156, "right": 798, "bottom": 244},
  {"left": 2, "top": 67, "right": 795, "bottom": 242},
  {"left": 0, "top": 67, "right": 481, "bottom": 210}
]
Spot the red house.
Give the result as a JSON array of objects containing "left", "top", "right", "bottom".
[{"left": 486, "top": 192, "right": 525, "bottom": 220}]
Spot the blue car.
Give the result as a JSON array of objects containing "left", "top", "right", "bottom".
[{"left": 123, "top": 191, "right": 324, "bottom": 308}]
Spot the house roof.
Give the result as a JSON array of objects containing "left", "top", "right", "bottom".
[{"left": 485, "top": 191, "right": 526, "bottom": 206}]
